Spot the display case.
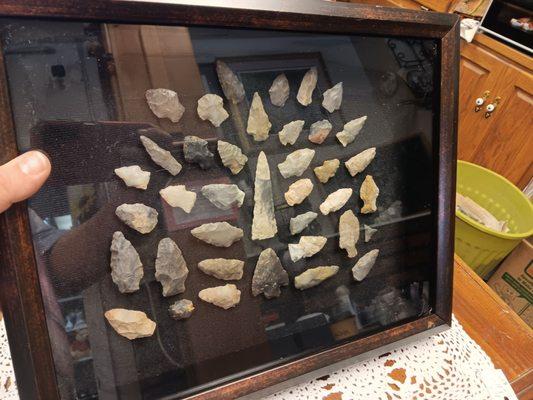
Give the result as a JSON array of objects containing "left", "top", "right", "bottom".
[{"left": 0, "top": 1, "right": 459, "bottom": 399}]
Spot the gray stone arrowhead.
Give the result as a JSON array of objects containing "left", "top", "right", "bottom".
[
  {"left": 168, "top": 299, "right": 195, "bottom": 320},
  {"left": 201, "top": 184, "right": 245, "bottom": 210},
  {"left": 155, "top": 238, "right": 188, "bottom": 297},
  {"left": 252, "top": 248, "right": 289, "bottom": 299},
  {"left": 269, "top": 73, "right": 290, "bottom": 107},
  {"left": 216, "top": 60, "right": 245, "bottom": 104},
  {"left": 184, "top": 135, "right": 215, "bottom": 169},
  {"left": 109, "top": 231, "right": 143, "bottom": 293}
]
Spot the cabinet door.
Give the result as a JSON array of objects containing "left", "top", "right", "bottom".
[
  {"left": 471, "top": 67, "right": 533, "bottom": 188},
  {"left": 457, "top": 41, "right": 509, "bottom": 161}
]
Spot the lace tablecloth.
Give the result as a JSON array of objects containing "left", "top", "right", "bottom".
[{"left": 0, "top": 315, "right": 517, "bottom": 400}]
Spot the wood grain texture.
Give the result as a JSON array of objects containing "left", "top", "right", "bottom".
[{"left": 453, "top": 255, "right": 533, "bottom": 398}]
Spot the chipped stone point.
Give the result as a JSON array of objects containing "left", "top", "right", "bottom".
[
  {"left": 201, "top": 184, "right": 245, "bottom": 210},
  {"left": 198, "top": 258, "right": 245, "bottom": 281},
  {"left": 184, "top": 135, "right": 215, "bottom": 170},
  {"left": 352, "top": 249, "right": 379, "bottom": 281},
  {"left": 294, "top": 266, "right": 339, "bottom": 290},
  {"left": 110, "top": 231, "right": 143, "bottom": 294},
  {"left": 115, "top": 203, "right": 158, "bottom": 234},
  {"left": 360, "top": 175, "right": 379, "bottom": 214},
  {"left": 278, "top": 120, "right": 305, "bottom": 146},
  {"left": 155, "top": 238, "right": 188, "bottom": 297},
  {"left": 308, "top": 120, "right": 332, "bottom": 144},
  {"left": 216, "top": 60, "right": 245, "bottom": 104},
  {"left": 191, "top": 222, "right": 244, "bottom": 247},
  {"left": 114, "top": 165, "right": 150, "bottom": 190},
  {"left": 252, "top": 248, "right": 289, "bottom": 299},
  {"left": 197, "top": 94, "right": 229, "bottom": 127},
  {"left": 290, "top": 211, "right": 318, "bottom": 235},
  {"left": 278, "top": 148, "right": 315, "bottom": 178},
  {"left": 252, "top": 151, "right": 278, "bottom": 240},
  {"left": 217, "top": 140, "right": 248, "bottom": 174},
  {"left": 169, "top": 299, "right": 195, "bottom": 320},
  {"left": 140, "top": 135, "right": 182, "bottom": 176},
  {"left": 322, "top": 82, "right": 343, "bottom": 113},
  {"left": 284, "top": 178, "right": 313, "bottom": 206},
  {"left": 336, "top": 116, "right": 367, "bottom": 147},
  {"left": 247, "top": 92, "right": 272, "bottom": 142},
  {"left": 105, "top": 308, "right": 156, "bottom": 340},
  {"left": 319, "top": 188, "right": 353, "bottom": 215},
  {"left": 160, "top": 185, "right": 197, "bottom": 213},
  {"left": 145, "top": 88, "right": 185, "bottom": 123},
  {"left": 198, "top": 284, "right": 241, "bottom": 309},
  {"left": 297, "top": 67, "right": 317, "bottom": 106},
  {"left": 289, "top": 236, "right": 327, "bottom": 262},
  {"left": 345, "top": 147, "right": 376, "bottom": 177},
  {"left": 339, "top": 210, "right": 360, "bottom": 258},
  {"left": 269, "top": 73, "right": 290, "bottom": 107},
  {"left": 314, "top": 159, "right": 340, "bottom": 183}
]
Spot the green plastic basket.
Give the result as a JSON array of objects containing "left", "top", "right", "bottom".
[{"left": 455, "top": 160, "right": 533, "bottom": 279}]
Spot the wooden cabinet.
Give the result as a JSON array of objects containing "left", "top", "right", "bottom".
[{"left": 458, "top": 35, "right": 533, "bottom": 188}]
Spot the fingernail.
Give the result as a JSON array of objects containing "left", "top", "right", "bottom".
[{"left": 19, "top": 151, "right": 50, "bottom": 176}]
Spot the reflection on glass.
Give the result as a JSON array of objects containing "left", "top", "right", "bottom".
[{"left": 2, "top": 19, "right": 436, "bottom": 399}]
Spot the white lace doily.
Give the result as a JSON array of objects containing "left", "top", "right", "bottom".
[{"left": 0, "top": 315, "right": 516, "bottom": 400}]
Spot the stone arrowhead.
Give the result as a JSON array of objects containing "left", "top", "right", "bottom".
[
  {"left": 336, "top": 116, "right": 367, "bottom": 147},
  {"left": 297, "top": 67, "right": 317, "bottom": 106},
  {"left": 247, "top": 92, "right": 271, "bottom": 142},
  {"left": 216, "top": 60, "right": 245, "bottom": 104},
  {"left": 155, "top": 238, "right": 188, "bottom": 297},
  {"left": 191, "top": 222, "right": 243, "bottom": 247},
  {"left": 322, "top": 82, "right": 343, "bottom": 113},
  {"left": 360, "top": 175, "right": 379, "bottom": 213},
  {"left": 352, "top": 249, "right": 379, "bottom": 281},
  {"left": 109, "top": 231, "right": 143, "bottom": 293},
  {"left": 105, "top": 308, "right": 156, "bottom": 340},
  {"left": 294, "top": 266, "right": 339, "bottom": 290},
  {"left": 140, "top": 135, "right": 182, "bottom": 176},
  {"left": 217, "top": 140, "right": 248, "bottom": 174},
  {"left": 168, "top": 299, "right": 195, "bottom": 320},
  {"left": 339, "top": 210, "right": 360, "bottom": 258},
  {"left": 364, "top": 224, "right": 377, "bottom": 242},
  {"left": 201, "top": 184, "right": 245, "bottom": 210},
  {"left": 197, "top": 94, "right": 229, "bottom": 127},
  {"left": 252, "top": 248, "right": 289, "bottom": 298},
  {"left": 278, "top": 148, "right": 315, "bottom": 178},
  {"left": 289, "top": 236, "right": 327, "bottom": 262},
  {"left": 319, "top": 188, "right": 353, "bottom": 215},
  {"left": 184, "top": 135, "right": 215, "bottom": 169},
  {"left": 198, "top": 284, "right": 241, "bottom": 309},
  {"left": 308, "top": 120, "right": 332, "bottom": 144},
  {"left": 284, "top": 178, "right": 313, "bottom": 206},
  {"left": 345, "top": 147, "right": 376, "bottom": 177},
  {"left": 145, "top": 88, "right": 185, "bottom": 123},
  {"left": 290, "top": 211, "right": 318, "bottom": 235},
  {"left": 252, "top": 151, "right": 278, "bottom": 240},
  {"left": 115, "top": 203, "right": 158, "bottom": 234},
  {"left": 160, "top": 185, "right": 197, "bottom": 213},
  {"left": 278, "top": 120, "right": 304, "bottom": 146},
  {"left": 114, "top": 165, "right": 150, "bottom": 190},
  {"left": 198, "top": 258, "right": 245, "bottom": 280},
  {"left": 269, "top": 73, "right": 290, "bottom": 107},
  {"left": 314, "top": 159, "right": 340, "bottom": 183}
]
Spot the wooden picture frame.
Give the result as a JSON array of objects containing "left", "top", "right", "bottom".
[{"left": 0, "top": 1, "right": 459, "bottom": 399}]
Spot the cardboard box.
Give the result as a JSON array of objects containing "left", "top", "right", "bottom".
[{"left": 488, "top": 239, "right": 533, "bottom": 327}]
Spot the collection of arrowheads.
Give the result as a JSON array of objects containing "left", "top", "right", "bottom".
[{"left": 104, "top": 61, "right": 381, "bottom": 340}]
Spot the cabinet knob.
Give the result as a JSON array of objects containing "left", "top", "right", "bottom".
[{"left": 484, "top": 96, "right": 502, "bottom": 119}]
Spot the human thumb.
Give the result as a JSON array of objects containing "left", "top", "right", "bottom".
[{"left": 0, "top": 151, "right": 51, "bottom": 213}]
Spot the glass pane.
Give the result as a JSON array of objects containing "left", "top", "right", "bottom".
[{"left": 1, "top": 19, "right": 437, "bottom": 399}]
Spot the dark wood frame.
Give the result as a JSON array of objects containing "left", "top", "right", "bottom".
[{"left": 0, "top": 1, "right": 459, "bottom": 399}]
